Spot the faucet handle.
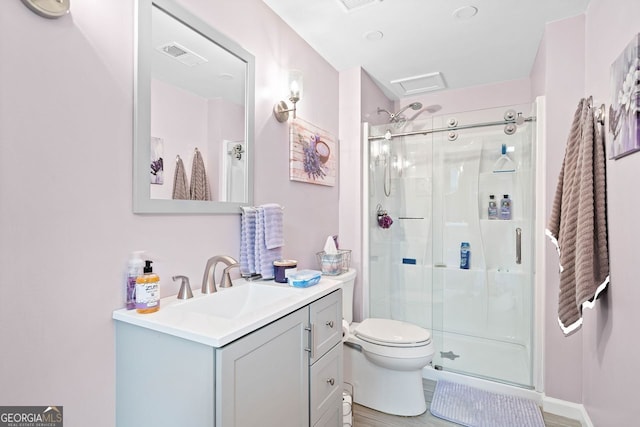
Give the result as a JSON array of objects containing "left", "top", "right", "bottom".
[
  {"left": 220, "top": 263, "right": 240, "bottom": 288},
  {"left": 172, "top": 275, "right": 193, "bottom": 300}
]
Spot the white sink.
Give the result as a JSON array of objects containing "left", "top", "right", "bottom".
[
  {"left": 113, "top": 276, "right": 342, "bottom": 347},
  {"left": 169, "top": 283, "right": 300, "bottom": 319}
]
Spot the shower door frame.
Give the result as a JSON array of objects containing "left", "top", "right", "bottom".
[{"left": 361, "top": 97, "right": 546, "bottom": 393}]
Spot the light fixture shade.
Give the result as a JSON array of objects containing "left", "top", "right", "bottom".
[
  {"left": 274, "top": 69, "right": 304, "bottom": 122},
  {"left": 288, "top": 69, "right": 303, "bottom": 102}
]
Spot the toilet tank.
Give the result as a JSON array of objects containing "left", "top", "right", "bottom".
[{"left": 333, "top": 268, "right": 356, "bottom": 323}]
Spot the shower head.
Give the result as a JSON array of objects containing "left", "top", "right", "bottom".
[
  {"left": 393, "top": 102, "right": 423, "bottom": 118},
  {"left": 387, "top": 102, "right": 424, "bottom": 123}
]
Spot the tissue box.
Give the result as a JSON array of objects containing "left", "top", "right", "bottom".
[
  {"left": 316, "top": 249, "right": 351, "bottom": 275},
  {"left": 288, "top": 270, "right": 322, "bottom": 288}
]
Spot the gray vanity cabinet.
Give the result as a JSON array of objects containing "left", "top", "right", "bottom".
[
  {"left": 115, "top": 289, "right": 343, "bottom": 427},
  {"left": 216, "top": 306, "right": 310, "bottom": 426},
  {"left": 217, "top": 289, "right": 343, "bottom": 427},
  {"left": 308, "top": 291, "right": 343, "bottom": 426},
  {"left": 115, "top": 322, "right": 216, "bottom": 427}
]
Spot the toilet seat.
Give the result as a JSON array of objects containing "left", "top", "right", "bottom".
[{"left": 354, "top": 318, "right": 431, "bottom": 348}]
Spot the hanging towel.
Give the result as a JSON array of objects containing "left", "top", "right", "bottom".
[
  {"left": 254, "top": 206, "right": 282, "bottom": 279},
  {"left": 172, "top": 155, "right": 189, "bottom": 200},
  {"left": 546, "top": 98, "right": 610, "bottom": 336},
  {"left": 190, "top": 148, "right": 211, "bottom": 201},
  {"left": 240, "top": 206, "right": 258, "bottom": 276},
  {"left": 262, "top": 203, "right": 284, "bottom": 249}
]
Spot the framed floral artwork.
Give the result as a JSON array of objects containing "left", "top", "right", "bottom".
[
  {"left": 289, "top": 118, "right": 337, "bottom": 186},
  {"left": 608, "top": 33, "right": 640, "bottom": 159}
]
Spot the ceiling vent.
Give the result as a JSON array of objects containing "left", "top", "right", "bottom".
[
  {"left": 337, "top": 0, "right": 381, "bottom": 12},
  {"left": 156, "top": 42, "right": 208, "bottom": 67},
  {"left": 391, "top": 72, "right": 446, "bottom": 96}
]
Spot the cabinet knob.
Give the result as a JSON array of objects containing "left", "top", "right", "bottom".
[
  {"left": 326, "top": 378, "right": 335, "bottom": 386},
  {"left": 325, "top": 320, "right": 334, "bottom": 328}
]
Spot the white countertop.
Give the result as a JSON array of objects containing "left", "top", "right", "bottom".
[{"left": 113, "top": 276, "right": 342, "bottom": 347}]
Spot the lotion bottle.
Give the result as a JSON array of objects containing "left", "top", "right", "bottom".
[
  {"left": 136, "top": 260, "right": 160, "bottom": 314},
  {"left": 125, "top": 251, "right": 145, "bottom": 310}
]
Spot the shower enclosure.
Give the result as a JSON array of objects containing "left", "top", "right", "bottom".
[{"left": 365, "top": 104, "right": 536, "bottom": 388}]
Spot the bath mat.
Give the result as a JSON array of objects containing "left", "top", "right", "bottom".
[{"left": 430, "top": 381, "right": 544, "bottom": 427}]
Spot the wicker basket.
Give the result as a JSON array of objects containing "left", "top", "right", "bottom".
[{"left": 316, "top": 249, "right": 351, "bottom": 275}]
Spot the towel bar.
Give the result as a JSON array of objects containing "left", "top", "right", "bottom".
[{"left": 588, "top": 96, "right": 606, "bottom": 126}]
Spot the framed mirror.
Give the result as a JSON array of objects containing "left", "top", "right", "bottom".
[{"left": 134, "top": 0, "right": 255, "bottom": 213}]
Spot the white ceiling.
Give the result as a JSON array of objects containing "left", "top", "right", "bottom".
[{"left": 262, "top": 0, "right": 591, "bottom": 100}]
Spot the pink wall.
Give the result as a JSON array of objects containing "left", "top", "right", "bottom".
[
  {"left": 0, "top": 1, "right": 338, "bottom": 425},
  {"left": 400, "top": 78, "right": 532, "bottom": 117},
  {"left": 581, "top": 0, "right": 640, "bottom": 425},
  {"left": 532, "top": 1, "right": 640, "bottom": 423},
  {"left": 530, "top": 15, "right": 587, "bottom": 404},
  {"left": 151, "top": 78, "right": 209, "bottom": 200},
  {"left": 361, "top": 70, "right": 394, "bottom": 126}
]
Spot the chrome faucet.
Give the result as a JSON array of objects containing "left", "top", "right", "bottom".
[
  {"left": 201, "top": 255, "right": 238, "bottom": 294},
  {"left": 172, "top": 275, "right": 193, "bottom": 300},
  {"left": 220, "top": 263, "right": 240, "bottom": 288}
]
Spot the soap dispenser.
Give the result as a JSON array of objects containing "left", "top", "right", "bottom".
[{"left": 136, "top": 260, "right": 160, "bottom": 314}]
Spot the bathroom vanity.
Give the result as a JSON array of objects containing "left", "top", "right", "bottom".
[{"left": 113, "top": 278, "right": 343, "bottom": 427}]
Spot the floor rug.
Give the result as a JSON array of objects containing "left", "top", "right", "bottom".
[{"left": 430, "top": 380, "right": 545, "bottom": 427}]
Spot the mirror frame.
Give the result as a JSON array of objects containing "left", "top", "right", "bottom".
[{"left": 134, "top": 0, "right": 255, "bottom": 214}]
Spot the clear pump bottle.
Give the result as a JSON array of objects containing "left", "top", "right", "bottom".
[{"left": 126, "top": 251, "right": 145, "bottom": 310}]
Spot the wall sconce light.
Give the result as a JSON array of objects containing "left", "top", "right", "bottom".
[{"left": 273, "top": 70, "right": 303, "bottom": 122}]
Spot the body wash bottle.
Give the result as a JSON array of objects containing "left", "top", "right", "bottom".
[
  {"left": 488, "top": 195, "right": 498, "bottom": 220},
  {"left": 136, "top": 260, "right": 160, "bottom": 314},
  {"left": 460, "top": 242, "right": 471, "bottom": 269},
  {"left": 500, "top": 194, "right": 512, "bottom": 220}
]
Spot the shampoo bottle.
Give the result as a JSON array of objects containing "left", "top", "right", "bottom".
[
  {"left": 500, "top": 194, "right": 512, "bottom": 220},
  {"left": 488, "top": 195, "right": 498, "bottom": 220},
  {"left": 136, "top": 260, "right": 160, "bottom": 314},
  {"left": 125, "top": 251, "right": 145, "bottom": 310},
  {"left": 460, "top": 242, "right": 471, "bottom": 270}
]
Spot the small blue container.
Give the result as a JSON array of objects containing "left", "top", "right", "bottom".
[
  {"left": 289, "top": 270, "right": 322, "bottom": 288},
  {"left": 460, "top": 242, "right": 471, "bottom": 269}
]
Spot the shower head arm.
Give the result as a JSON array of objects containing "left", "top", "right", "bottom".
[{"left": 390, "top": 102, "right": 423, "bottom": 122}]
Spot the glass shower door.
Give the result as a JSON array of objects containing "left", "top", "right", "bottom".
[
  {"left": 367, "top": 121, "right": 434, "bottom": 331},
  {"left": 430, "top": 105, "right": 535, "bottom": 387}
]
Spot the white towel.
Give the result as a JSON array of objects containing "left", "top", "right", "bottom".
[
  {"left": 262, "top": 203, "right": 284, "bottom": 249},
  {"left": 240, "top": 207, "right": 257, "bottom": 276}
]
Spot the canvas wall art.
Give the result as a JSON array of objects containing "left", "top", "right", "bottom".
[
  {"left": 289, "top": 118, "right": 337, "bottom": 186},
  {"left": 608, "top": 33, "right": 640, "bottom": 159},
  {"left": 150, "top": 136, "right": 164, "bottom": 184}
]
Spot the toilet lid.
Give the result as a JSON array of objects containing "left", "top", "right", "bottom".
[{"left": 354, "top": 318, "right": 431, "bottom": 347}]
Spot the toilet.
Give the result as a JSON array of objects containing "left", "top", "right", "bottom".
[{"left": 336, "top": 269, "right": 435, "bottom": 417}]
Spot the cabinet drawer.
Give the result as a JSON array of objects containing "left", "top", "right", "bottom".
[
  {"left": 313, "top": 393, "right": 342, "bottom": 427},
  {"left": 310, "top": 289, "right": 342, "bottom": 364},
  {"left": 310, "top": 343, "right": 343, "bottom": 425}
]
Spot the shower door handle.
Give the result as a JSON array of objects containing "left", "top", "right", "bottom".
[{"left": 515, "top": 228, "right": 522, "bottom": 265}]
